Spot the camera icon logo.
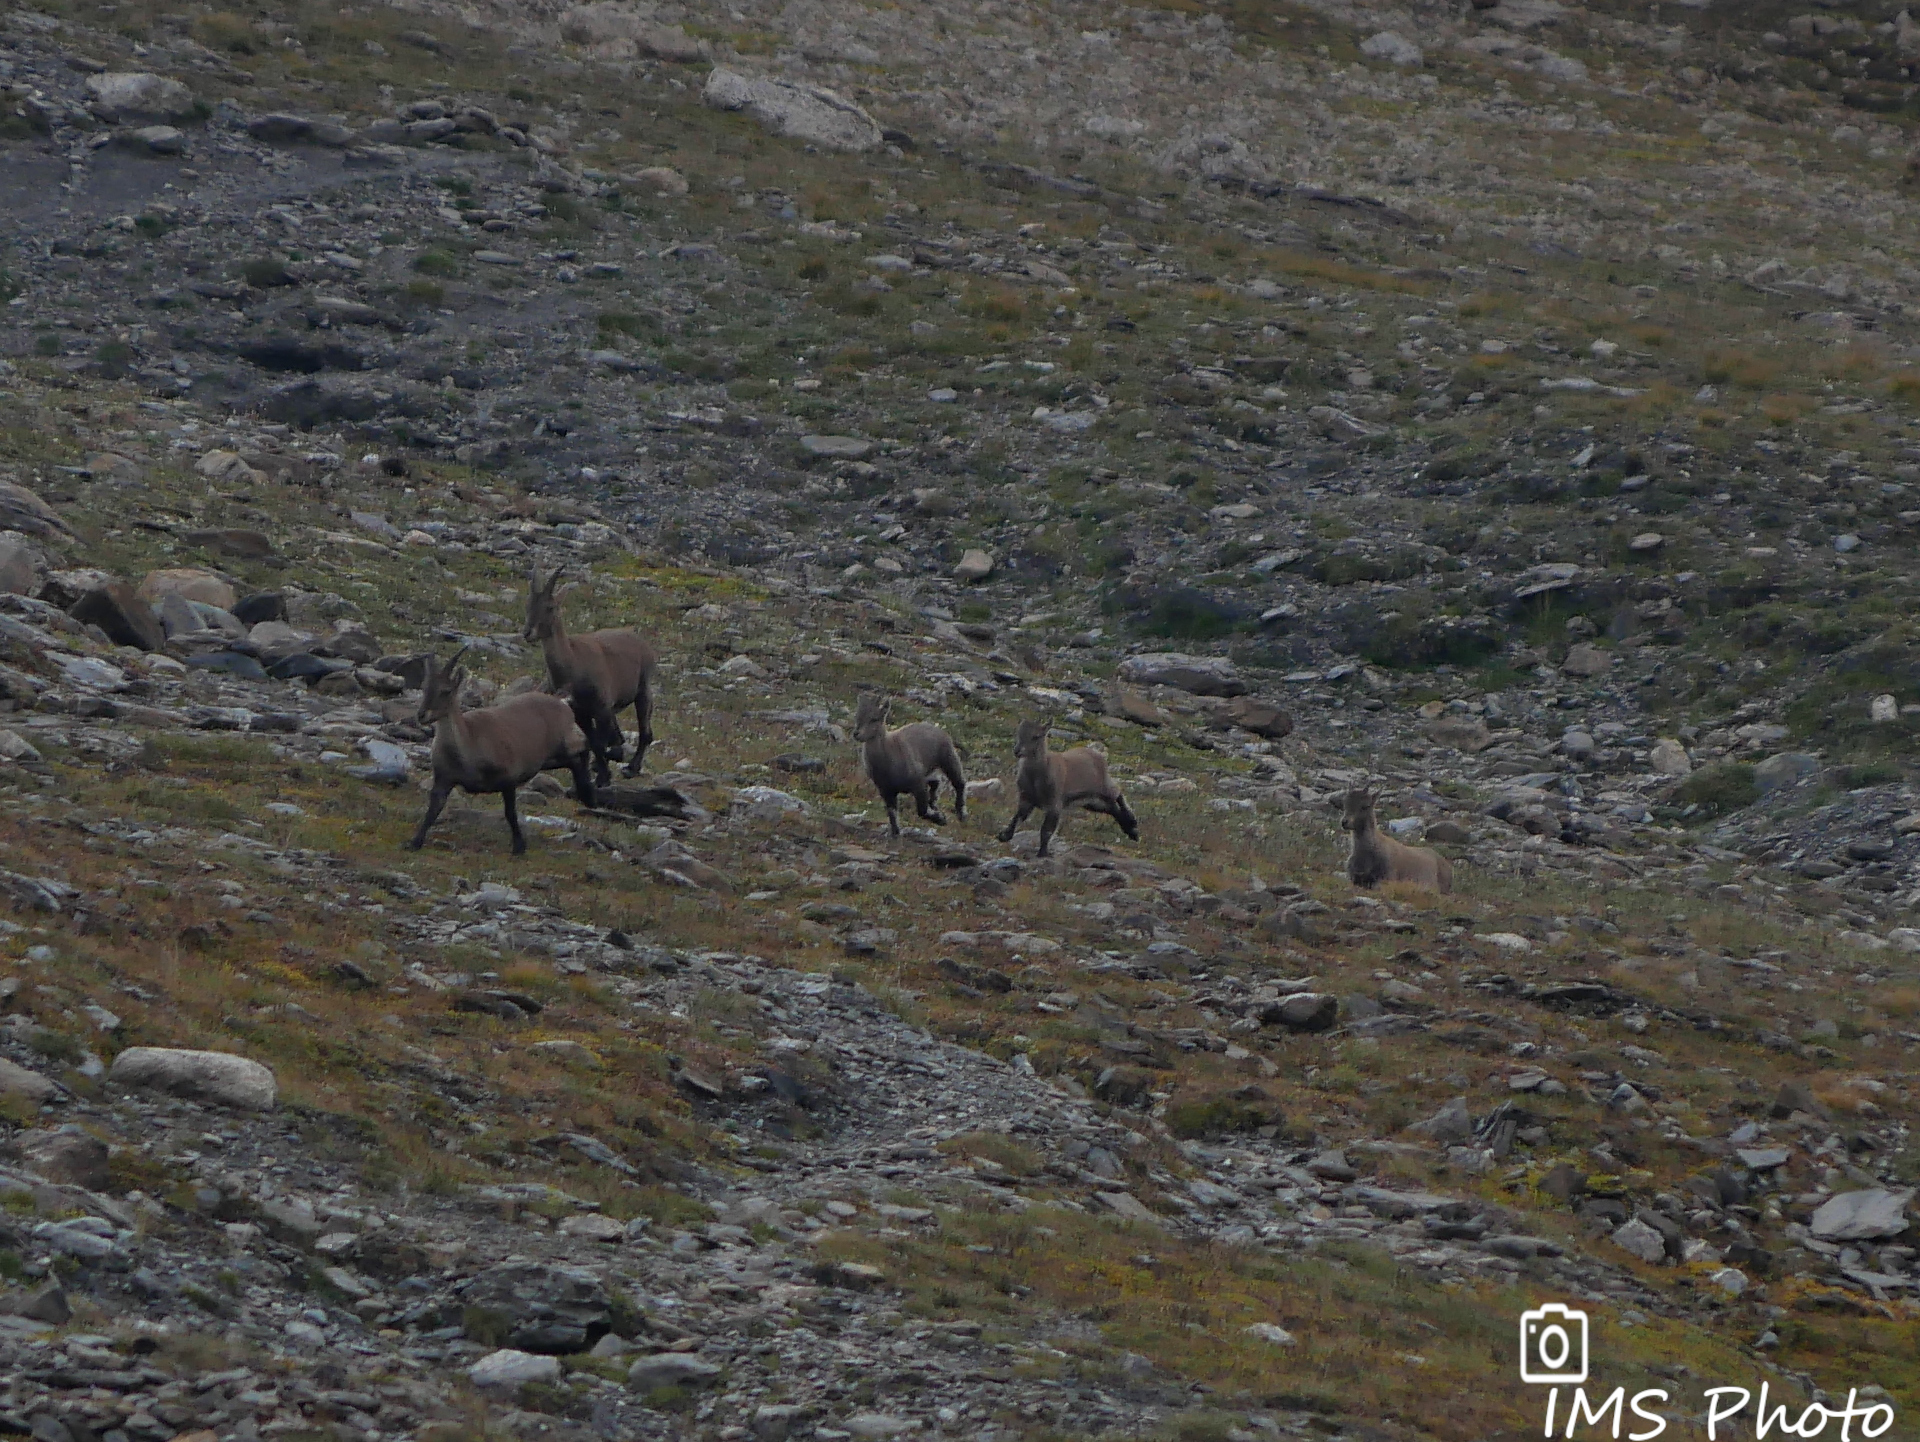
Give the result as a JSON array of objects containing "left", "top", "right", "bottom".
[{"left": 1519, "top": 1304, "right": 1589, "bottom": 1385}]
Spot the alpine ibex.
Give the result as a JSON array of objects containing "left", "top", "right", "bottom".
[
  {"left": 407, "top": 649, "right": 595, "bottom": 856},
  {"left": 852, "top": 692, "right": 967, "bottom": 837},
  {"left": 524, "top": 565, "right": 658, "bottom": 789},
  {"left": 1343, "top": 787, "right": 1452, "bottom": 894},
  {"left": 997, "top": 718, "right": 1138, "bottom": 857}
]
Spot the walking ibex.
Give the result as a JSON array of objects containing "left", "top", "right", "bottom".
[
  {"left": 524, "top": 565, "right": 658, "bottom": 789},
  {"left": 852, "top": 692, "right": 967, "bottom": 837},
  {"left": 407, "top": 649, "right": 595, "bottom": 856},
  {"left": 1343, "top": 787, "right": 1452, "bottom": 893},
  {"left": 998, "top": 718, "right": 1138, "bottom": 858}
]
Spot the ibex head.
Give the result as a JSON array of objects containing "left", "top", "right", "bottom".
[
  {"left": 1341, "top": 787, "right": 1375, "bottom": 832},
  {"left": 523, "top": 566, "right": 568, "bottom": 643},
  {"left": 417, "top": 646, "right": 471, "bottom": 726},
  {"left": 1013, "top": 717, "right": 1050, "bottom": 759},
  {"left": 852, "top": 691, "right": 891, "bottom": 742}
]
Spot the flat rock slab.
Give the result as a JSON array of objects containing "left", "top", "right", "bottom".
[
  {"left": 1117, "top": 652, "right": 1247, "bottom": 697},
  {"left": 799, "top": 434, "right": 874, "bottom": 459},
  {"left": 109, "top": 1047, "right": 277, "bottom": 1109},
  {"left": 470, "top": 1349, "right": 562, "bottom": 1388},
  {"left": 1810, "top": 1188, "right": 1913, "bottom": 1241},
  {"left": 703, "top": 68, "right": 882, "bottom": 151},
  {"left": 627, "top": 1352, "right": 723, "bottom": 1390}
]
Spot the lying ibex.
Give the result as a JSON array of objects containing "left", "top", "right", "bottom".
[
  {"left": 407, "top": 649, "right": 595, "bottom": 856},
  {"left": 1343, "top": 787, "right": 1452, "bottom": 894},
  {"left": 524, "top": 565, "right": 658, "bottom": 789},
  {"left": 998, "top": 718, "right": 1138, "bottom": 857},
  {"left": 853, "top": 692, "right": 967, "bottom": 837}
]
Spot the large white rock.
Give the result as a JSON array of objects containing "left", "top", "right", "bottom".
[
  {"left": 1611, "top": 1217, "right": 1667, "bottom": 1264},
  {"left": 108, "top": 1047, "right": 276, "bottom": 1110},
  {"left": 84, "top": 72, "right": 195, "bottom": 124},
  {"left": 1810, "top": 1188, "right": 1913, "bottom": 1241},
  {"left": 1116, "top": 652, "right": 1247, "bottom": 697},
  {"left": 703, "top": 69, "right": 882, "bottom": 152},
  {"left": 470, "top": 1349, "right": 563, "bottom": 1388}
]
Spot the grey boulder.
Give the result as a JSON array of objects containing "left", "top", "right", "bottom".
[
  {"left": 703, "top": 69, "right": 882, "bottom": 152},
  {"left": 1117, "top": 652, "right": 1248, "bottom": 697},
  {"left": 84, "top": 71, "right": 195, "bottom": 124},
  {"left": 627, "top": 1353, "right": 723, "bottom": 1391},
  {"left": 1809, "top": 1188, "right": 1912, "bottom": 1242},
  {"left": 108, "top": 1047, "right": 277, "bottom": 1109},
  {"left": 461, "top": 1262, "right": 612, "bottom": 1353}
]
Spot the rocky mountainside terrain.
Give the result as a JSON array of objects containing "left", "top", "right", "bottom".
[{"left": 5, "top": 0, "right": 1920, "bottom": 1440}]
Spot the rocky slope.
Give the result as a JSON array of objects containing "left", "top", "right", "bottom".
[{"left": 4, "top": 1, "right": 1920, "bottom": 1440}]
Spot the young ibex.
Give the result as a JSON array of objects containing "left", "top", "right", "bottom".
[
  {"left": 1342, "top": 787, "right": 1452, "bottom": 894},
  {"left": 852, "top": 692, "right": 967, "bottom": 837},
  {"left": 998, "top": 718, "right": 1139, "bottom": 858},
  {"left": 407, "top": 649, "right": 595, "bottom": 856},
  {"left": 524, "top": 565, "right": 658, "bottom": 789}
]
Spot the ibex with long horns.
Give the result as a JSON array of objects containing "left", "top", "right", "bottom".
[
  {"left": 524, "top": 565, "right": 659, "bottom": 789},
  {"left": 407, "top": 648, "right": 595, "bottom": 856}
]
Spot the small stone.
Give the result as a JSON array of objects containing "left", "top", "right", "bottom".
[
  {"left": 1244, "top": 1322, "right": 1298, "bottom": 1345},
  {"left": 1560, "top": 643, "right": 1611, "bottom": 678},
  {"left": 1872, "top": 694, "right": 1898, "bottom": 723},
  {"left": 124, "top": 124, "right": 184, "bottom": 154},
  {"left": 1835, "top": 533, "right": 1862, "bottom": 553},
  {"left": 1648, "top": 739, "right": 1691, "bottom": 776},
  {"left": 529, "top": 1039, "right": 602, "bottom": 1068},
  {"left": 557, "top": 1213, "right": 626, "bottom": 1242},
  {"left": 470, "top": 1349, "right": 562, "bottom": 1388},
  {"left": 800, "top": 434, "right": 874, "bottom": 459},
  {"left": 1307, "top": 1149, "right": 1357, "bottom": 1181},
  {"left": 1269, "top": 992, "right": 1339, "bottom": 1032},
  {"left": 1754, "top": 751, "right": 1819, "bottom": 795},
  {"left": 953, "top": 548, "right": 995, "bottom": 582},
  {"left": 843, "top": 1416, "right": 920, "bottom": 1440},
  {"left": 1093, "top": 1190, "right": 1161, "bottom": 1223},
  {"left": 1428, "top": 717, "right": 1494, "bottom": 752},
  {"left": 1709, "top": 1267, "right": 1748, "bottom": 1297},
  {"left": 627, "top": 1352, "right": 723, "bottom": 1391},
  {"left": 1224, "top": 697, "right": 1293, "bottom": 737},
  {"left": 138, "top": 568, "right": 237, "bottom": 611},
  {"left": 628, "top": 166, "right": 689, "bottom": 194},
  {"left": 0, "top": 537, "right": 46, "bottom": 598},
  {"left": 0, "top": 1057, "right": 54, "bottom": 1103},
  {"left": 20, "top": 1128, "right": 110, "bottom": 1189},
  {"left": 70, "top": 581, "right": 164, "bottom": 651},
  {"left": 1410, "top": 1097, "right": 1474, "bottom": 1142},
  {"left": 1628, "top": 532, "right": 1666, "bottom": 553},
  {"left": 1611, "top": 1217, "right": 1668, "bottom": 1264}
]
